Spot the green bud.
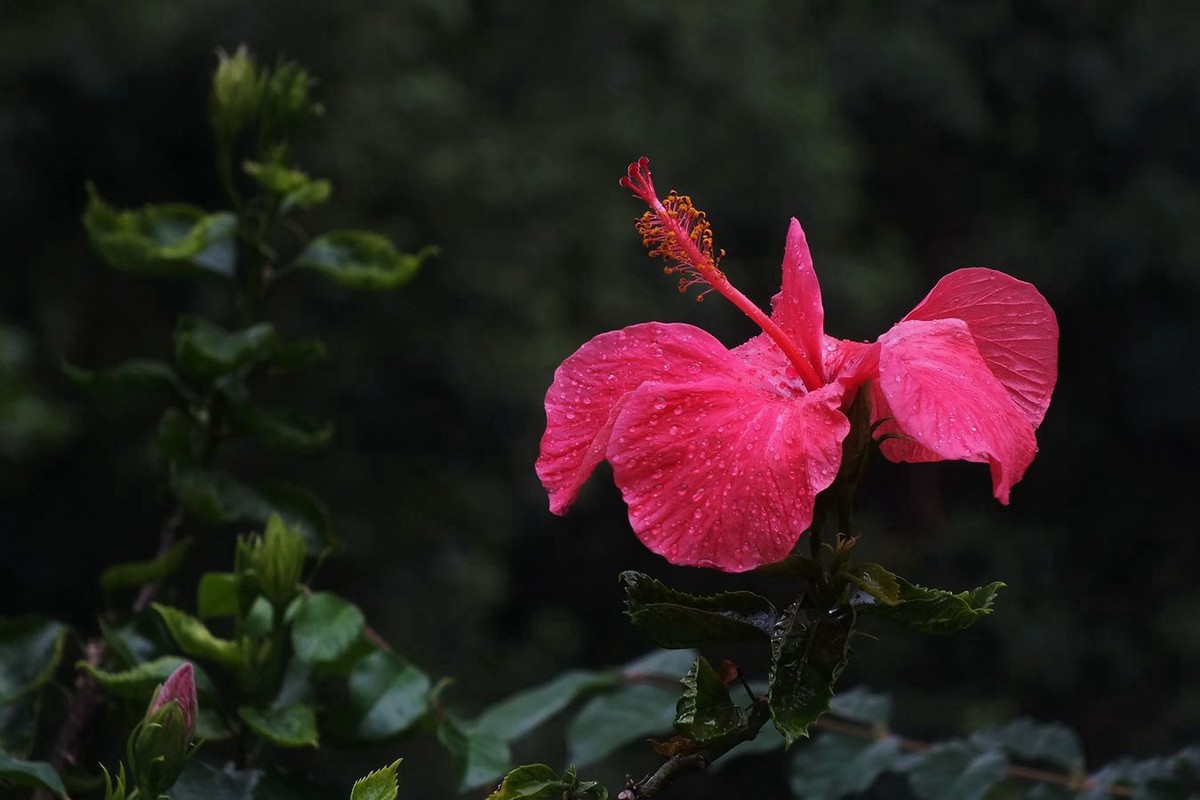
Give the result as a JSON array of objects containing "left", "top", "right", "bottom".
[
  {"left": 128, "top": 663, "right": 197, "bottom": 796},
  {"left": 260, "top": 59, "right": 323, "bottom": 137},
  {"left": 211, "top": 45, "right": 263, "bottom": 142},
  {"left": 235, "top": 514, "right": 306, "bottom": 610}
]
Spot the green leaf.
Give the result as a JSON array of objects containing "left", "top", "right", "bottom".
[
  {"left": 153, "top": 604, "right": 244, "bottom": 669},
  {"left": 714, "top": 722, "right": 785, "bottom": 768},
  {"left": 228, "top": 400, "right": 333, "bottom": 453},
  {"left": 0, "top": 748, "right": 66, "bottom": 796},
  {"left": 790, "top": 734, "right": 904, "bottom": 800},
  {"left": 674, "top": 658, "right": 746, "bottom": 745},
  {"left": 350, "top": 759, "right": 401, "bottom": 800},
  {"left": 567, "top": 682, "right": 680, "bottom": 768},
  {"left": 174, "top": 317, "right": 278, "bottom": 380},
  {"left": 243, "top": 160, "right": 331, "bottom": 214},
  {"left": 291, "top": 593, "right": 364, "bottom": 665},
  {"left": 170, "top": 470, "right": 336, "bottom": 554},
  {"left": 621, "top": 571, "right": 777, "bottom": 648},
  {"left": 969, "top": 718, "right": 1085, "bottom": 773},
  {"left": 172, "top": 760, "right": 325, "bottom": 800},
  {"left": 266, "top": 339, "right": 328, "bottom": 376},
  {"left": 80, "top": 656, "right": 216, "bottom": 701},
  {"left": 842, "top": 563, "right": 902, "bottom": 606},
  {"left": 83, "top": 187, "right": 237, "bottom": 278},
  {"left": 828, "top": 686, "right": 892, "bottom": 727},
  {"left": 0, "top": 696, "right": 38, "bottom": 755},
  {"left": 100, "top": 539, "right": 191, "bottom": 594},
  {"left": 198, "top": 572, "right": 240, "bottom": 618},
  {"left": 855, "top": 578, "right": 1005, "bottom": 635},
  {"left": 476, "top": 670, "right": 616, "bottom": 742},
  {"left": 906, "top": 741, "right": 1009, "bottom": 800},
  {"left": 347, "top": 650, "right": 431, "bottom": 740},
  {"left": 437, "top": 714, "right": 512, "bottom": 791},
  {"left": 485, "top": 764, "right": 571, "bottom": 800},
  {"left": 62, "top": 358, "right": 185, "bottom": 400},
  {"left": 156, "top": 407, "right": 199, "bottom": 466},
  {"left": 768, "top": 600, "right": 855, "bottom": 746},
  {"left": 294, "top": 232, "right": 434, "bottom": 290},
  {"left": 0, "top": 617, "right": 69, "bottom": 703},
  {"left": 238, "top": 704, "right": 318, "bottom": 748},
  {"left": 620, "top": 648, "right": 699, "bottom": 678}
]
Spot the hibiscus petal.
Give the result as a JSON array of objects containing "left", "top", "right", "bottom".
[
  {"left": 768, "top": 219, "right": 826, "bottom": 376},
  {"left": 536, "top": 322, "right": 745, "bottom": 514},
  {"left": 877, "top": 318, "right": 1038, "bottom": 504},
  {"left": 607, "top": 379, "right": 848, "bottom": 572},
  {"left": 902, "top": 268, "right": 1058, "bottom": 426}
]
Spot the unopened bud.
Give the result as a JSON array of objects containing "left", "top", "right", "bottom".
[
  {"left": 211, "top": 45, "right": 263, "bottom": 141},
  {"left": 129, "top": 662, "right": 197, "bottom": 796}
]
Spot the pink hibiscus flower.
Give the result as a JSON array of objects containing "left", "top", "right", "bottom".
[{"left": 536, "top": 158, "right": 1058, "bottom": 572}]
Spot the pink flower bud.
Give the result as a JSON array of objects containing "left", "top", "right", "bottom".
[{"left": 148, "top": 662, "right": 197, "bottom": 737}]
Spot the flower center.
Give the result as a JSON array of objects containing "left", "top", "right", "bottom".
[{"left": 620, "top": 157, "right": 824, "bottom": 391}]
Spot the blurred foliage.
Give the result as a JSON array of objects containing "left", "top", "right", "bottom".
[{"left": 1, "top": 0, "right": 1198, "bottom": 796}]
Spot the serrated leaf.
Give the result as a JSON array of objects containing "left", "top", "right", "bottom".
[
  {"left": 174, "top": 317, "right": 278, "bottom": 380},
  {"left": 170, "top": 470, "right": 336, "bottom": 554},
  {"left": 621, "top": 571, "right": 777, "bottom": 648},
  {"left": 153, "top": 604, "right": 243, "bottom": 668},
  {"left": 80, "top": 656, "right": 216, "bottom": 700},
  {"left": 843, "top": 563, "right": 902, "bottom": 606},
  {"left": 198, "top": 572, "right": 240, "bottom": 618},
  {"left": 238, "top": 704, "right": 318, "bottom": 748},
  {"left": 0, "top": 617, "right": 69, "bottom": 703},
  {"left": 828, "top": 686, "right": 892, "bottom": 727},
  {"left": 476, "top": 670, "right": 615, "bottom": 742},
  {"left": 100, "top": 539, "right": 191, "bottom": 594},
  {"left": 62, "top": 358, "right": 185, "bottom": 400},
  {"left": 714, "top": 721, "right": 785, "bottom": 769},
  {"left": 290, "top": 593, "right": 364, "bottom": 665},
  {"left": 768, "top": 601, "right": 855, "bottom": 746},
  {"left": 351, "top": 759, "right": 401, "bottom": 800},
  {"left": 969, "top": 718, "right": 1085, "bottom": 773},
  {"left": 347, "top": 650, "right": 431, "bottom": 740},
  {"left": 790, "top": 733, "right": 903, "bottom": 800},
  {"left": 437, "top": 714, "right": 511, "bottom": 791},
  {"left": 855, "top": 578, "right": 1005, "bottom": 634},
  {"left": 906, "top": 741, "right": 1009, "bottom": 800},
  {"left": 294, "top": 232, "right": 433, "bottom": 290},
  {"left": 567, "top": 682, "right": 680, "bottom": 768},
  {"left": 674, "top": 657, "right": 746, "bottom": 745},
  {"left": 83, "top": 186, "right": 236, "bottom": 278},
  {"left": 486, "top": 764, "right": 571, "bottom": 800},
  {"left": 0, "top": 748, "right": 66, "bottom": 796}
]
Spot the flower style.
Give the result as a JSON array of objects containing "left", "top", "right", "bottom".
[{"left": 536, "top": 158, "right": 1058, "bottom": 572}]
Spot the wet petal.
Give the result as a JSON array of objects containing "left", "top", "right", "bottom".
[
  {"left": 608, "top": 379, "right": 848, "bottom": 572},
  {"left": 768, "top": 219, "right": 825, "bottom": 374},
  {"left": 878, "top": 318, "right": 1037, "bottom": 503},
  {"left": 536, "top": 322, "right": 744, "bottom": 514},
  {"left": 902, "top": 268, "right": 1058, "bottom": 426}
]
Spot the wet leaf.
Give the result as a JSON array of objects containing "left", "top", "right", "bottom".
[
  {"left": 621, "top": 571, "right": 777, "bottom": 648},
  {"left": 768, "top": 601, "right": 855, "bottom": 746},
  {"left": 350, "top": 759, "right": 401, "bottom": 800},
  {"left": 674, "top": 657, "right": 746, "bottom": 746},
  {"left": 855, "top": 578, "right": 1005, "bottom": 634}
]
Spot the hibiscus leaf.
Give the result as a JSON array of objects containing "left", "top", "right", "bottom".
[
  {"left": 905, "top": 741, "right": 1009, "bottom": 800},
  {"left": 768, "top": 600, "right": 855, "bottom": 746},
  {"left": 674, "top": 657, "right": 747, "bottom": 746},
  {"left": 789, "top": 733, "right": 904, "bottom": 800},
  {"left": 436, "top": 713, "right": 512, "bottom": 792},
  {"left": 0, "top": 748, "right": 66, "bottom": 796},
  {"left": 0, "top": 617, "right": 70, "bottom": 704},
  {"left": 351, "top": 759, "right": 402, "bottom": 800},
  {"left": 621, "top": 571, "right": 777, "bottom": 648},
  {"left": 294, "top": 231, "right": 434, "bottom": 291},
  {"left": 854, "top": 578, "right": 1005, "bottom": 634},
  {"left": 99, "top": 538, "right": 192, "bottom": 595},
  {"left": 153, "top": 604, "right": 244, "bottom": 669},
  {"left": 226, "top": 399, "right": 334, "bottom": 454},
  {"left": 485, "top": 764, "right": 573, "bottom": 800},
  {"left": 345, "top": 650, "right": 431, "bottom": 740},
  {"left": 841, "top": 563, "right": 902, "bottom": 607},
  {"left": 968, "top": 718, "right": 1085, "bottom": 772},
  {"left": 237, "top": 704, "right": 319, "bottom": 748},
  {"left": 475, "top": 670, "right": 616, "bottom": 742},
  {"left": 83, "top": 186, "right": 237, "bottom": 279},
  {"left": 61, "top": 358, "right": 186, "bottom": 400},
  {"left": 174, "top": 316, "right": 278, "bottom": 380}
]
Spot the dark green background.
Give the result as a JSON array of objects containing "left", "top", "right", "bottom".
[{"left": 2, "top": 1, "right": 1197, "bottom": 796}]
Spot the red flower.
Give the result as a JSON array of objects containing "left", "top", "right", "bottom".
[
  {"left": 536, "top": 158, "right": 1057, "bottom": 572},
  {"left": 147, "top": 661, "right": 198, "bottom": 737}
]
